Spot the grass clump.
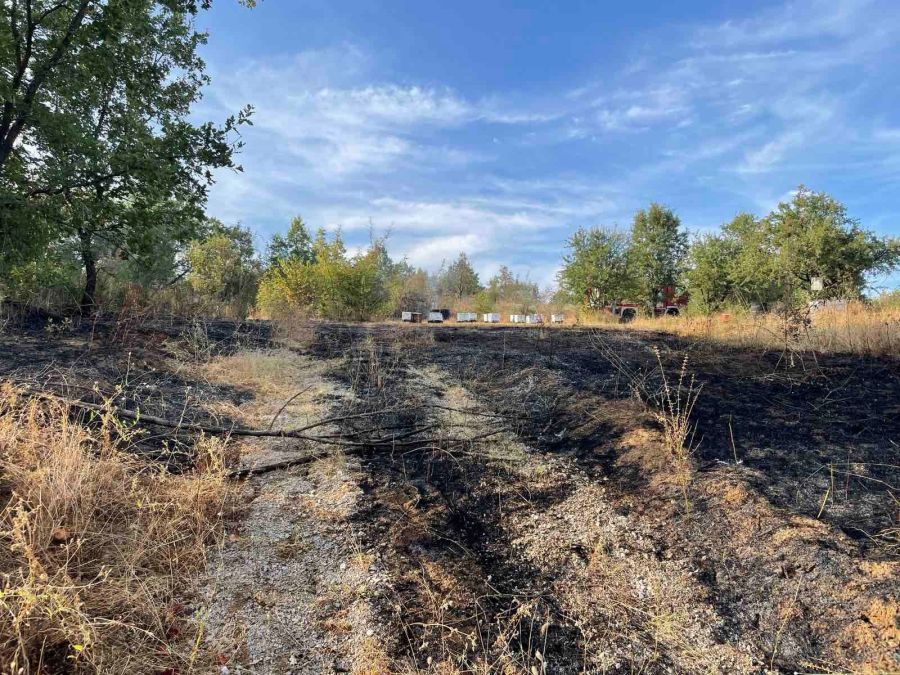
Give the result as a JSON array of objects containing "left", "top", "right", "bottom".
[
  {"left": 650, "top": 349, "right": 702, "bottom": 510},
  {"left": 0, "top": 383, "right": 232, "bottom": 673}
]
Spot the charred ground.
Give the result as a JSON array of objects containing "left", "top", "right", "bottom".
[{"left": 0, "top": 317, "right": 896, "bottom": 673}]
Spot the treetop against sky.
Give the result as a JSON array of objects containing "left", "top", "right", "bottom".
[{"left": 198, "top": 0, "right": 900, "bottom": 289}]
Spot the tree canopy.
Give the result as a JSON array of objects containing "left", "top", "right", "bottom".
[
  {"left": 629, "top": 203, "right": 688, "bottom": 310},
  {"left": 435, "top": 253, "right": 482, "bottom": 300},
  {"left": 0, "top": 0, "right": 252, "bottom": 311},
  {"left": 187, "top": 220, "right": 260, "bottom": 317},
  {"left": 686, "top": 189, "right": 900, "bottom": 310},
  {"left": 558, "top": 226, "right": 635, "bottom": 309}
]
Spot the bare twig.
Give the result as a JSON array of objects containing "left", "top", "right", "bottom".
[{"left": 267, "top": 385, "right": 313, "bottom": 430}]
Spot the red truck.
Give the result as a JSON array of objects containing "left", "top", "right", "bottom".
[{"left": 609, "top": 286, "right": 688, "bottom": 322}]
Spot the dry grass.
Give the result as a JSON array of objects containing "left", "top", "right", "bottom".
[
  {"left": 199, "top": 348, "right": 336, "bottom": 427},
  {"left": 0, "top": 383, "right": 233, "bottom": 673},
  {"left": 649, "top": 350, "right": 702, "bottom": 510},
  {"left": 201, "top": 348, "right": 310, "bottom": 399},
  {"left": 583, "top": 302, "right": 900, "bottom": 357}
]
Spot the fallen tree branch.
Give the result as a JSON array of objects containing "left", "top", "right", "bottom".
[
  {"left": 19, "top": 389, "right": 502, "bottom": 455},
  {"left": 25, "top": 388, "right": 407, "bottom": 440},
  {"left": 228, "top": 428, "right": 508, "bottom": 479},
  {"left": 227, "top": 451, "right": 330, "bottom": 479},
  {"left": 268, "top": 385, "right": 313, "bottom": 430}
]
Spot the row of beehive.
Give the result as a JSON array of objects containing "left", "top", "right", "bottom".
[{"left": 403, "top": 312, "right": 564, "bottom": 324}]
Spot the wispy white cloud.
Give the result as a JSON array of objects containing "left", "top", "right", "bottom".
[
  {"left": 691, "top": 0, "right": 878, "bottom": 48},
  {"left": 209, "top": 46, "right": 551, "bottom": 182},
  {"left": 591, "top": 85, "right": 692, "bottom": 131},
  {"left": 204, "top": 0, "right": 900, "bottom": 288}
]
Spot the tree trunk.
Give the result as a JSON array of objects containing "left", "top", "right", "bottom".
[{"left": 79, "top": 230, "right": 97, "bottom": 314}]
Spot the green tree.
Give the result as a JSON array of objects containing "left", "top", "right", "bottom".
[
  {"left": 722, "top": 190, "right": 899, "bottom": 308},
  {"left": 558, "top": 226, "right": 635, "bottom": 309},
  {"left": 436, "top": 253, "right": 481, "bottom": 299},
  {"left": 338, "top": 245, "right": 392, "bottom": 321},
  {"left": 258, "top": 228, "right": 408, "bottom": 322},
  {"left": 686, "top": 233, "right": 740, "bottom": 313},
  {"left": 187, "top": 221, "right": 260, "bottom": 317},
  {"left": 257, "top": 259, "right": 316, "bottom": 317},
  {"left": 629, "top": 203, "right": 688, "bottom": 311},
  {"left": 722, "top": 212, "right": 780, "bottom": 307},
  {"left": 0, "top": 0, "right": 253, "bottom": 311},
  {"left": 268, "top": 216, "right": 315, "bottom": 267},
  {"left": 762, "top": 187, "right": 899, "bottom": 302}
]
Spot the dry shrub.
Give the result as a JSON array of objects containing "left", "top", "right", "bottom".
[
  {"left": 0, "top": 383, "right": 232, "bottom": 673},
  {"left": 592, "top": 336, "right": 701, "bottom": 506},
  {"left": 649, "top": 350, "right": 701, "bottom": 510}
]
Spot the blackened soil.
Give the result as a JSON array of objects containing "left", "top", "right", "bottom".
[
  {"left": 0, "top": 316, "right": 272, "bottom": 466},
  {"left": 422, "top": 325, "right": 900, "bottom": 543}
]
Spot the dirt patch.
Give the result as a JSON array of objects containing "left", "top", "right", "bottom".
[{"left": 199, "top": 347, "right": 390, "bottom": 673}]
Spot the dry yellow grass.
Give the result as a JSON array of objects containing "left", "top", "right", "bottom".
[
  {"left": 198, "top": 348, "right": 337, "bottom": 428},
  {"left": 582, "top": 301, "right": 900, "bottom": 357},
  {"left": 201, "top": 348, "right": 311, "bottom": 398},
  {"left": 0, "top": 383, "right": 232, "bottom": 673}
]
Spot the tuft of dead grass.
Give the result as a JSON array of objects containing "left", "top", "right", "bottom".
[
  {"left": 649, "top": 349, "right": 702, "bottom": 510},
  {"left": 199, "top": 348, "right": 336, "bottom": 429},
  {"left": 0, "top": 382, "right": 233, "bottom": 673}
]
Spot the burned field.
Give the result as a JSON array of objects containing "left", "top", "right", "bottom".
[{"left": 0, "top": 318, "right": 897, "bottom": 673}]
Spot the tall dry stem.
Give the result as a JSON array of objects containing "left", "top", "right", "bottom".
[{"left": 650, "top": 349, "right": 702, "bottom": 511}]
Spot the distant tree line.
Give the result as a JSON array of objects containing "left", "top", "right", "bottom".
[
  {"left": 557, "top": 187, "right": 899, "bottom": 315},
  {"left": 254, "top": 219, "right": 542, "bottom": 321}
]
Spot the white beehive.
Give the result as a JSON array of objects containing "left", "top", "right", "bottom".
[
  {"left": 427, "top": 311, "right": 444, "bottom": 323},
  {"left": 509, "top": 314, "right": 524, "bottom": 323},
  {"left": 456, "top": 312, "right": 477, "bottom": 322},
  {"left": 551, "top": 314, "right": 564, "bottom": 323},
  {"left": 525, "top": 314, "right": 544, "bottom": 324},
  {"left": 482, "top": 313, "right": 500, "bottom": 323}
]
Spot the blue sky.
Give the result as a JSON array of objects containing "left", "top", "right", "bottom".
[{"left": 197, "top": 0, "right": 900, "bottom": 290}]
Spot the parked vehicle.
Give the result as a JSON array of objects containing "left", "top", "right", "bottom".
[
  {"left": 427, "top": 311, "right": 445, "bottom": 323},
  {"left": 610, "top": 286, "right": 688, "bottom": 323}
]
